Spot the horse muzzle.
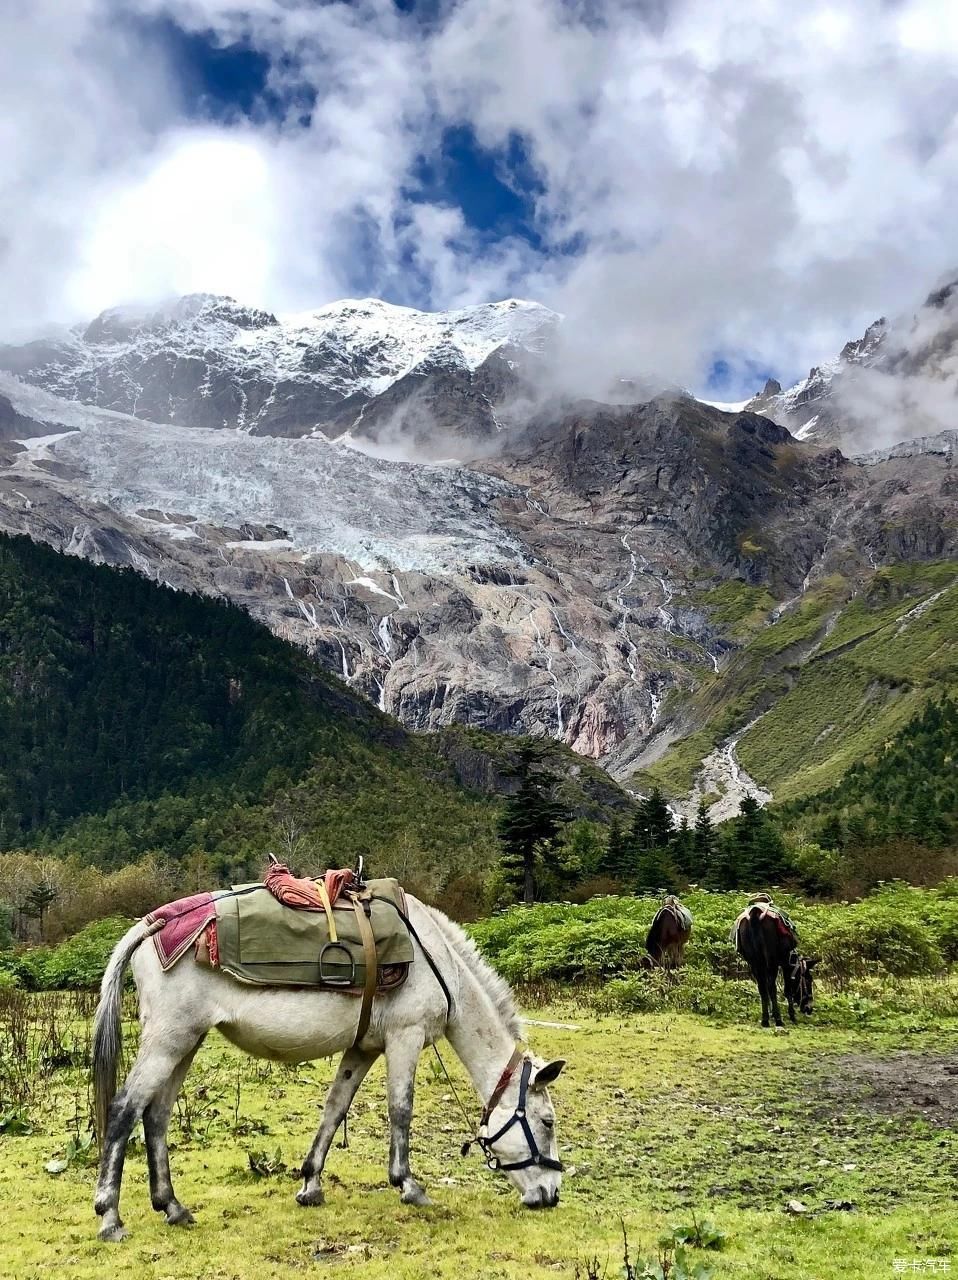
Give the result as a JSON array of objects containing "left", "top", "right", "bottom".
[{"left": 522, "top": 1184, "right": 560, "bottom": 1209}]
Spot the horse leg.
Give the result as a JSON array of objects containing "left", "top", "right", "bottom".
[
  {"left": 297, "top": 1046, "right": 380, "bottom": 1207},
  {"left": 751, "top": 965, "right": 770, "bottom": 1027},
  {"left": 95, "top": 1036, "right": 197, "bottom": 1242},
  {"left": 785, "top": 972, "right": 797, "bottom": 1024},
  {"left": 768, "top": 966, "right": 785, "bottom": 1027},
  {"left": 143, "top": 1041, "right": 203, "bottom": 1226},
  {"left": 385, "top": 1028, "right": 429, "bottom": 1206}
]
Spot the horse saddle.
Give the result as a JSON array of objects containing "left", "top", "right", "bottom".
[
  {"left": 210, "top": 878, "right": 414, "bottom": 991},
  {"left": 731, "top": 900, "right": 797, "bottom": 943},
  {"left": 148, "top": 875, "right": 414, "bottom": 992}
]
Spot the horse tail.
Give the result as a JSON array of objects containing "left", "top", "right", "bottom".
[
  {"left": 93, "top": 920, "right": 152, "bottom": 1142},
  {"left": 733, "top": 906, "right": 760, "bottom": 960}
]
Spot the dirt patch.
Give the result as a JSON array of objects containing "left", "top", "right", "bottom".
[{"left": 823, "top": 1052, "right": 958, "bottom": 1124}]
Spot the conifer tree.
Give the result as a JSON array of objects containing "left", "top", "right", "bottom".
[
  {"left": 633, "top": 842, "right": 674, "bottom": 895},
  {"left": 670, "top": 816, "right": 695, "bottom": 879},
  {"left": 631, "top": 786, "right": 675, "bottom": 851},
  {"left": 497, "top": 741, "right": 568, "bottom": 904},
  {"left": 601, "top": 818, "right": 631, "bottom": 880},
  {"left": 691, "top": 800, "right": 715, "bottom": 880}
]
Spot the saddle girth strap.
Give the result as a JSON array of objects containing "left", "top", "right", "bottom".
[{"left": 351, "top": 893, "right": 378, "bottom": 1045}]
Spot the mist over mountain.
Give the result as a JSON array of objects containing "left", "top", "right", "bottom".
[{"left": 745, "top": 276, "right": 958, "bottom": 453}]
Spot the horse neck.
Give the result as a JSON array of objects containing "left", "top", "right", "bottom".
[{"left": 443, "top": 960, "right": 517, "bottom": 1102}]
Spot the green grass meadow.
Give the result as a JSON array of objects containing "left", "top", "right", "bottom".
[{"left": 2, "top": 988, "right": 958, "bottom": 1280}]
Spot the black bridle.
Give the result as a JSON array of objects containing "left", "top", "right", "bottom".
[{"left": 460, "top": 1048, "right": 564, "bottom": 1174}]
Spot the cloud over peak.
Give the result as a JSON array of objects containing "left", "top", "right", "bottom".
[{"left": 3, "top": 1, "right": 958, "bottom": 397}]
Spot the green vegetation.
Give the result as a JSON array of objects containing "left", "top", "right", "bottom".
[
  {"left": 0, "top": 534, "right": 629, "bottom": 916},
  {"left": 783, "top": 697, "right": 958, "bottom": 850},
  {"left": 497, "top": 742, "right": 569, "bottom": 904},
  {"left": 0, "top": 917, "right": 133, "bottom": 991},
  {"left": 470, "top": 884, "right": 958, "bottom": 1011},
  {"left": 695, "top": 581, "right": 777, "bottom": 638},
  {"left": 2, "top": 982, "right": 956, "bottom": 1278},
  {"left": 587, "top": 786, "right": 790, "bottom": 894},
  {"left": 640, "top": 561, "right": 958, "bottom": 808}
]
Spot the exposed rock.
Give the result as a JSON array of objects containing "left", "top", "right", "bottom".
[{"left": 0, "top": 287, "right": 955, "bottom": 787}]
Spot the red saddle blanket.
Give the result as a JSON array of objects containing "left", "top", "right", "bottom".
[
  {"left": 146, "top": 892, "right": 219, "bottom": 970},
  {"left": 145, "top": 867, "right": 362, "bottom": 972},
  {"left": 264, "top": 863, "right": 355, "bottom": 910}
]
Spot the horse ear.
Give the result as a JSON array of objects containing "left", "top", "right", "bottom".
[{"left": 531, "top": 1060, "right": 566, "bottom": 1090}]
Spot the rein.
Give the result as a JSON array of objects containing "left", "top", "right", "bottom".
[{"left": 377, "top": 896, "right": 561, "bottom": 1177}]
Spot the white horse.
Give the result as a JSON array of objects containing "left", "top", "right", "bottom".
[{"left": 92, "top": 897, "right": 566, "bottom": 1242}]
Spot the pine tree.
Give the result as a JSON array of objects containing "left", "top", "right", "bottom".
[
  {"left": 730, "top": 794, "right": 791, "bottom": 887},
  {"left": 497, "top": 742, "right": 568, "bottom": 904},
  {"left": 634, "top": 843, "right": 675, "bottom": 894},
  {"left": 670, "top": 816, "right": 695, "bottom": 880},
  {"left": 21, "top": 881, "right": 58, "bottom": 940},
  {"left": 704, "top": 827, "right": 737, "bottom": 890},
  {"left": 819, "top": 814, "right": 845, "bottom": 851},
  {"left": 631, "top": 786, "right": 675, "bottom": 851},
  {"left": 690, "top": 801, "right": 715, "bottom": 881},
  {"left": 600, "top": 818, "right": 631, "bottom": 880}
]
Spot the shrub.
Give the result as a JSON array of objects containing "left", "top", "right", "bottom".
[
  {"left": 470, "top": 886, "right": 958, "bottom": 987},
  {"left": 5, "top": 918, "right": 134, "bottom": 990}
]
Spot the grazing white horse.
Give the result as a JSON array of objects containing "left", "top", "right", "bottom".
[{"left": 92, "top": 898, "right": 566, "bottom": 1242}]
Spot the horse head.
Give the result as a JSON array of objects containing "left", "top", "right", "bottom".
[
  {"left": 472, "top": 1055, "right": 566, "bottom": 1209},
  {"left": 789, "top": 950, "right": 817, "bottom": 1015}
]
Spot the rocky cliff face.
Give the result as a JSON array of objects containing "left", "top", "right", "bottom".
[{"left": 0, "top": 292, "right": 954, "bottom": 790}]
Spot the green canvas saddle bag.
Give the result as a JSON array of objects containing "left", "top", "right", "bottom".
[{"left": 212, "top": 878, "right": 414, "bottom": 990}]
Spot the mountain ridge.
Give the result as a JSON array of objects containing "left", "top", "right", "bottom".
[{"left": 0, "top": 286, "right": 955, "bottom": 823}]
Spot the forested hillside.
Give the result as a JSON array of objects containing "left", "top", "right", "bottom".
[
  {"left": 0, "top": 534, "right": 627, "bottom": 902},
  {"left": 1, "top": 534, "right": 955, "bottom": 938},
  {"left": 641, "top": 561, "right": 958, "bottom": 804},
  {"left": 783, "top": 697, "right": 958, "bottom": 851}
]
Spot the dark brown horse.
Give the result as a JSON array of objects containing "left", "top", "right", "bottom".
[
  {"left": 644, "top": 896, "right": 693, "bottom": 969},
  {"left": 732, "top": 897, "right": 816, "bottom": 1027}
]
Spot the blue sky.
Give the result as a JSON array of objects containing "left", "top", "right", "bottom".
[
  {"left": 148, "top": 15, "right": 544, "bottom": 250},
  {"left": 133, "top": 15, "right": 772, "bottom": 394},
  {"left": 6, "top": 1, "right": 958, "bottom": 401}
]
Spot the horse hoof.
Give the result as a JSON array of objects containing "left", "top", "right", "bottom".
[
  {"left": 296, "top": 1186, "right": 325, "bottom": 1207},
  {"left": 165, "top": 1205, "right": 195, "bottom": 1226},
  {"left": 97, "top": 1223, "right": 130, "bottom": 1243},
  {"left": 401, "top": 1184, "right": 431, "bottom": 1207}
]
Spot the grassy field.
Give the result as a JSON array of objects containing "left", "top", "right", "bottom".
[{"left": 2, "top": 990, "right": 958, "bottom": 1280}]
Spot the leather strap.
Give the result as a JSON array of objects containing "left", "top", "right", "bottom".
[
  {"left": 351, "top": 894, "right": 378, "bottom": 1046},
  {"left": 480, "top": 1044, "right": 526, "bottom": 1125},
  {"left": 315, "top": 881, "right": 338, "bottom": 942}
]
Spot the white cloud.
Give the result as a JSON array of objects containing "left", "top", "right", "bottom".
[{"left": 2, "top": 0, "right": 958, "bottom": 399}]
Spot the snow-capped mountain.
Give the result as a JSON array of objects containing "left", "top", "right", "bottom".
[
  {"left": 743, "top": 278, "right": 958, "bottom": 449},
  {"left": 0, "top": 295, "right": 557, "bottom": 457},
  {"left": 1, "top": 288, "right": 955, "bottom": 794}
]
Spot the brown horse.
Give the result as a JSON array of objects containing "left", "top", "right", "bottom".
[
  {"left": 644, "top": 896, "right": 693, "bottom": 969},
  {"left": 732, "top": 897, "right": 816, "bottom": 1027}
]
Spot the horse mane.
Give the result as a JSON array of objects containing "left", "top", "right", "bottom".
[{"left": 420, "top": 904, "right": 521, "bottom": 1039}]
